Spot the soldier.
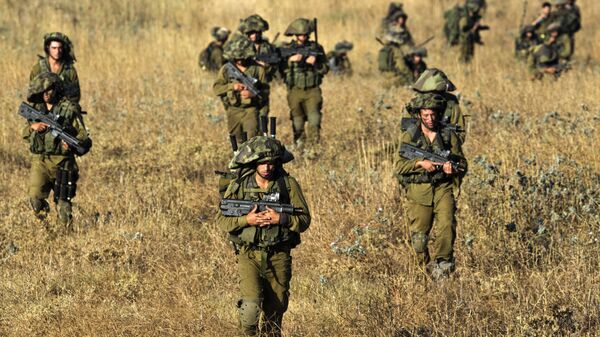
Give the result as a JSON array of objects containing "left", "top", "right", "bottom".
[
  {"left": 238, "top": 14, "right": 278, "bottom": 82},
  {"left": 378, "top": 2, "right": 406, "bottom": 38},
  {"left": 23, "top": 73, "right": 91, "bottom": 227},
  {"left": 326, "top": 41, "right": 353, "bottom": 77},
  {"left": 527, "top": 22, "right": 571, "bottom": 80},
  {"left": 380, "top": 9, "right": 415, "bottom": 48},
  {"left": 458, "top": 0, "right": 487, "bottom": 63},
  {"left": 378, "top": 33, "right": 413, "bottom": 88},
  {"left": 531, "top": 2, "right": 553, "bottom": 39},
  {"left": 395, "top": 93, "right": 467, "bottom": 279},
  {"left": 404, "top": 68, "right": 467, "bottom": 142},
  {"left": 405, "top": 47, "right": 428, "bottom": 82},
  {"left": 199, "top": 27, "right": 231, "bottom": 72},
  {"left": 280, "top": 18, "right": 328, "bottom": 147},
  {"left": 515, "top": 25, "right": 542, "bottom": 61},
  {"left": 217, "top": 136, "right": 311, "bottom": 336},
  {"left": 551, "top": 0, "right": 580, "bottom": 59},
  {"left": 30, "top": 32, "right": 80, "bottom": 103},
  {"left": 213, "top": 34, "right": 269, "bottom": 141}
]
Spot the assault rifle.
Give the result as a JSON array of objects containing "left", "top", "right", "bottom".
[
  {"left": 223, "top": 62, "right": 262, "bottom": 98},
  {"left": 399, "top": 143, "right": 466, "bottom": 173},
  {"left": 19, "top": 102, "right": 87, "bottom": 155},
  {"left": 400, "top": 117, "right": 464, "bottom": 133},
  {"left": 255, "top": 47, "right": 324, "bottom": 65},
  {"left": 220, "top": 199, "right": 305, "bottom": 217}
]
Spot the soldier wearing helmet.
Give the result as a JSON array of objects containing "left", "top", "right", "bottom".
[
  {"left": 280, "top": 18, "right": 329, "bottom": 148},
  {"left": 395, "top": 93, "right": 467, "bottom": 280},
  {"left": 404, "top": 68, "right": 466, "bottom": 142},
  {"left": 527, "top": 22, "right": 571, "bottom": 80},
  {"left": 515, "top": 25, "right": 542, "bottom": 62},
  {"left": 405, "top": 47, "right": 428, "bottom": 82},
  {"left": 217, "top": 135, "right": 311, "bottom": 336},
  {"left": 213, "top": 34, "right": 270, "bottom": 141},
  {"left": 326, "top": 41, "right": 353, "bottom": 77},
  {"left": 199, "top": 27, "right": 230, "bottom": 72},
  {"left": 378, "top": 3, "right": 415, "bottom": 48},
  {"left": 378, "top": 32, "right": 414, "bottom": 88},
  {"left": 458, "top": 0, "right": 488, "bottom": 63},
  {"left": 22, "top": 72, "right": 91, "bottom": 228},
  {"left": 30, "top": 32, "right": 80, "bottom": 103},
  {"left": 238, "top": 14, "right": 278, "bottom": 82}
]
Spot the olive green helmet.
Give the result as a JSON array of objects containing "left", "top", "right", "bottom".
[
  {"left": 43, "top": 32, "right": 76, "bottom": 62},
  {"left": 409, "top": 93, "right": 447, "bottom": 112},
  {"left": 27, "top": 72, "right": 63, "bottom": 103},
  {"left": 284, "top": 18, "right": 314, "bottom": 36},
  {"left": 239, "top": 14, "right": 269, "bottom": 34},
  {"left": 223, "top": 34, "right": 256, "bottom": 60},
  {"left": 546, "top": 22, "right": 562, "bottom": 34},
  {"left": 334, "top": 40, "right": 353, "bottom": 54},
  {"left": 412, "top": 68, "right": 457, "bottom": 93},
  {"left": 229, "top": 136, "right": 294, "bottom": 169},
  {"left": 211, "top": 26, "right": 231, "bottom": 41},
  {"left": 465, "top": 0, "right": 483, "bottom": 11},
  {"left": 554, "top": 0, "right": 568, "bottom": 5},
  {"left": 408, "top": 46, "right": 427, "bottom": 57}
]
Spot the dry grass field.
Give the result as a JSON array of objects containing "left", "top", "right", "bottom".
[{"left": 1, "top": 0, "right": 600, "bottom": 336}]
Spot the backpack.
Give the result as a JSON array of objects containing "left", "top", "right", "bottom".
[
  {"left": 199, "top": 42, "right": 217, "bottom": 71},
  {"left": 378, "top": 44, "right": 395, "bottom": 72},
  {"left": 443, "top": 5, "right": 464, "bottom": 46}
]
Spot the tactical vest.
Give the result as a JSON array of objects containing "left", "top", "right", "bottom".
[
  {"left": 38, "top": 57, "right": 79, "bottom": 102},
  {"left": 284, "top": 41, "right": 323, "bottom": 89},
  {"left": 397, "top": 125, "right": 454, "bottom": 186},
  {"left": 29, "top": 99, "right": 78, "bottom": 156},
  {"left": 225, "top": 172, "right": 301, "bottom": 249}
]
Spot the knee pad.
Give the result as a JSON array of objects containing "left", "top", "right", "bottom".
[
  {"left": 411, "top": 232, "right": 429, "bottom": 253},
  {"left": 57, "top": 200, "right": 73, "bottom": 225},
  {"left": 237, "top": 299, "right": 261, "bottom": 330},
  {"left": 30, "top": 198, "right": 49, "bottom": 213}
]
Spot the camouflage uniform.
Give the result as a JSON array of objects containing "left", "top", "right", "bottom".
[
  {"left": 515, "top": 25, "right": 542, "bottom": 61},
  {"left": 280, "top": 18, "right": 329, "bottom": 145},
  {"left": 238, "top": 15, "right": 278, "bottom": 82},
  {"left": 527, "top": 22, "right": 571, "bottom": 79},
  {"left": 395, "top": 94, "right": 467, "bottom": 276},
  {"left": 213, "top": 35, "right": 270, "bottom": 141},
  {"left": 22, "top": 73, "right": 90, "bottom": 226},
  {"left": 405, "top": 47, "right": 428, "bottom": 82},
  {"left": 217, "top": 136, "right": 311, "bottom": 336},
  {"left": 199, "top": 27, "right": 230, "bottom": 72},
  {"left": 30, "top": 32, "right": 80, "bottom": 103},
  {"left": 403, "top": 69, "right": 467, "bottom": 142},
  {"left": 550, "top": 0, "right": 580, "bottom": 60},
  {"left": 378, "top": 33, "right": 413, "bottom": 88},
  {"left": 378, "top": 6, "right": 415, "bottom": 48},
  {"left": 326, "top": 41, "right": 353, "bottom": 77}
]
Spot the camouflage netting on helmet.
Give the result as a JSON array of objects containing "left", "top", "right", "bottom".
[
  {"left": 27, "top": 72, "right": 63, "bottom": 103},
  {"left": 239, "top": 14, "right": 269, "bottom": 34},
  {"left": 44, "top": 32, "right": 76, "bottom": 62},
  {"left": 211, "top": 26, "right": 231, "bottom": 41},
  {"left": 408, "top": 46, "right": 428, "bottom": 57},
  {"left": 223, "top": 34, "right": 256, "bottom": 60},
  {"left": 408, "top": 93, "right": 447, "bottom": 112},
  {"left": 229, "top": 136, "right": 294, "bottom": 170},
  {"left": 412, "top": 68, "right": 456, "bottom": 93},
  {"left": 284, "top": 18, "right": 314, "bottom": 36},
  {"left": 334, "top": 41, "right": 353, "bottom": 53}
]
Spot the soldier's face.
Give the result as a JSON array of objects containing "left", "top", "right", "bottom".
[
  {"left": 247, "top": 32, "right": 260, "bottom": 42},
  {"left": 43, "top": 88, "right": 56, "bottom": 103},
  {"left": 542, "top": 6, "right": 551, "bottom": 15},
  {"left": 296, "top": 34, "right": 308, "bottom": 43},
  {"left": 48, "top": 41, "right": 63, "bottom": 60},
  {"left": 257, "top": 162, "right": 276, "bottom": 180},
  {"left": 412, "top": 55, "right": 422, "bottom": 64},
  {"left": 419, "top": 109, "right": 437, "bottom": 130}
]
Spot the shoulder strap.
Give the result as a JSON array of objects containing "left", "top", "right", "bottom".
[{"left": 276, "top": 172, "right": 291, "bottom": 204}]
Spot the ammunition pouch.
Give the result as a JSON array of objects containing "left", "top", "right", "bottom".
[
  {"left": 54, "top": 160, "right": 78, "bottom": 203},
  {"left": 230, "top": 225, "right": 300, "bottom": 250}
]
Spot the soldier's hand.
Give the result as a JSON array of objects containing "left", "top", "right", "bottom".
[
  {"left": 442, "top": 162, "right": 453, "bottom": 175},
  {"left": 261, "top": 207, "right": 281, "bottom": 226},
  {"left": 241, "top": 90, "right": 254, "bottom": 99},
  {"left": 417, "top": 160, "right": 443, "bottom": 173},
  {"left": 245, "top": 205, "right": 263, "bottom": 226},
  {"left": 544, "top": 67, "right": 557, "bottom": 74},
  {"left": 61, "top": 140, "right": 69, "bottom": 150},
  {"left": 233, "top": 83, "right": 246, "bottom": 91},
  {"left": 255, "top": 60, "right": 267, "bottom": 67},
  {"left": 289, "top": 54, "right": 303, "bottom": 62},
  {"left": 30, "top": 122, "right": 48, "bottom": 133},
  {"left": 305, "top": 55, "right": 316, "bottom": 65}
]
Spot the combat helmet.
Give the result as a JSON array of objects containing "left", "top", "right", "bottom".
[
  {"left": 229, "top": 136, "right": 294, "bottom": 169},
  {"left": 43, "top": 32, "right": 76, "bottom": 62},
  {"left": 408, "top": 46, "right": 428, "bottom": 58},
  {"left": 239, "top": 14, "right": 269, "bottom": 34},
  {"left": 465, "top": 0, "right": 483, "bottom": 12},
  {"left": 334, "top": 40, "right": 354, "bottom": 54},
  {"left": 412, "top": 68, "right": 456, "bottom": 93},
  {"left": 553, "top": 0, "right": 568, "bottom": 5},
  {"left": 386, "top": 2, "right": 404, "bottom": 19},
  {"left": 520, "top": 25, "right": 537, "bottom": 37},
  {"left": 27, "top": 72, "right": 63, "bottom": 104},
  {"left": 546, "top": 22, "right": 563, "bottom": 34},
  {"left": 409, "top": 93, "right": 447, "bottom": 112},
  {"left": 223, "top": 34, "right": 256, "bottom": 60},
  {"left": 284, "top": 18, "right": 314, "bottom": 36},
  {"left": 211, "top": 26, "right": 231, "bottom": 42}
]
